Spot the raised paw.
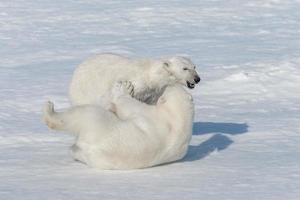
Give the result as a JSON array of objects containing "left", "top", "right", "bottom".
[
  {"left": 43, "top": 101, "right": 54, "bottom": 115},
  {"left": 111, "top": 81, "right": 134, "bottom": 99},
  {"left": 42, "top": 101, "right": 56, "bottom": 129},
  {"left": 123, "top": 81, "right": 134, "bottom": 97}
]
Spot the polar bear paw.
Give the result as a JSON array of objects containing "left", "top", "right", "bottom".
[
  {"left": 112, "top": 81, "right": 134, "bottom": 100},
  {"left": 43, "top": 101, "right": 54, "bottom": 116},
  {"left": 42, "top": 101, "right": 57, "bottom": 129}
]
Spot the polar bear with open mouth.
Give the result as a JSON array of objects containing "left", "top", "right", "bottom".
[
  {"left": 43, "top": 82, "right": 194, "bottom": 169},
  {"left": 69, "top": 53, "right": 200, "bottom": 107}
]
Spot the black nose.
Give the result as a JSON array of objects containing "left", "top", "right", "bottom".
[{"left": 194, "top": 76, "right": 201, "bottom": 83}]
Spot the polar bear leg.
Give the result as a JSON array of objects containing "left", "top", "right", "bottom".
[
  {"left": 42, "top": 101, "right": 82, "bottom": 133},
  {"left": 42, "top": 101, "right": 67, "bottom": 131}
]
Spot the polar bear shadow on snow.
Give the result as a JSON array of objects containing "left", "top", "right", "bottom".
[{"left": 182, "top": 122, "right": 248, "bottom": 162}]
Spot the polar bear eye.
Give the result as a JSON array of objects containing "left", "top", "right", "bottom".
[{"left": 183, "top": 68, "right": 188, "bottom": 71}]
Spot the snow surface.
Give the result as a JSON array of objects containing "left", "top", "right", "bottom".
[{"left": 1, "top": 0, "right": 300, "bottom": 199}]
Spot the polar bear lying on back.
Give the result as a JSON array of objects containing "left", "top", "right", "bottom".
[
  {"left": 43, "top": 82, "right": 194, "bottom": 169},
  {"left": 69, "top": 53, "right": 200, "bottom": 106}
]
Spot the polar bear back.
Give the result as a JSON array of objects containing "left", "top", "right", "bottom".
[{"left": 69, "top": 53, "right": 147, "bottom": 106}]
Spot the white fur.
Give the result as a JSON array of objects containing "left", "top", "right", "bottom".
[
  {"left": 43, "top": 83, "right": 194, "bottom": 170},
  {"left": 69, "top": 53, "right": 199, "bottom": 107}
]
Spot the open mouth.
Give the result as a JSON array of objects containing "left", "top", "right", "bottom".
[{"left": 186, "top": 81, "right": 195, "bottom": 89}]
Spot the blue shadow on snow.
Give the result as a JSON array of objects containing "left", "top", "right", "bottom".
[
  {"left": 182, "top": 122, "right": 248, "bottom": 162},
  {"left": 192, "top": 122, "right": 248, "bottom": 135}
]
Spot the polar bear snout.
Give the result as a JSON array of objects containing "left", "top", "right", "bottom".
[
  {"left": 194, "top": 75, "right": 201, "bottom": 83},
  {"left": 186, "top": 73, "right": 201, "bottom": 89}
]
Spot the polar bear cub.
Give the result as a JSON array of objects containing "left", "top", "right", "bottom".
[
  {"left": 69, "top": 53, "right": 200, "bottom": 107},
  {"left": 43, "top": 82, "right": 194, "bottom": 170}
]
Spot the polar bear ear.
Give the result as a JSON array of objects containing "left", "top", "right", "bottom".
[
  {"left": 163, "top": 61, "right": 170, "bottom": 68},
  {"left": 162, "top": 61, "right": 173, "bottom": 75}
]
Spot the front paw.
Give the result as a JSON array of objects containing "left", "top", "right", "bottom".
[
  {"left": 112, "top": 81, "right": 134, "bottom": 99},
  {"left": 123, "top": 81, "right": 134, "bottom": 97}
]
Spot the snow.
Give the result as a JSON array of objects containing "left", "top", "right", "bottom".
[{"left": 1, "top": 0, "right": 300, "bottom": 199}]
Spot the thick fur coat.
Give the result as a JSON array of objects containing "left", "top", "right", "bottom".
[
  {"left": 43, "top": 82, "right": 194, "bottom": 169},
  {"left": 69, "top": 53, "right": 200, "bottom": 107}
]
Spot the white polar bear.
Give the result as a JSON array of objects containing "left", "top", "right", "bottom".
[
  {"left": 69, "top": 53, "right": 200, "bottom": 107},
  {"left": 43, "top": 82, "right": 194, "bottom": 170}
]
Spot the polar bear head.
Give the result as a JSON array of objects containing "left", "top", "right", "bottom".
[{"left": 163, "top": 56, "right": 200, "bottom": 89}]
